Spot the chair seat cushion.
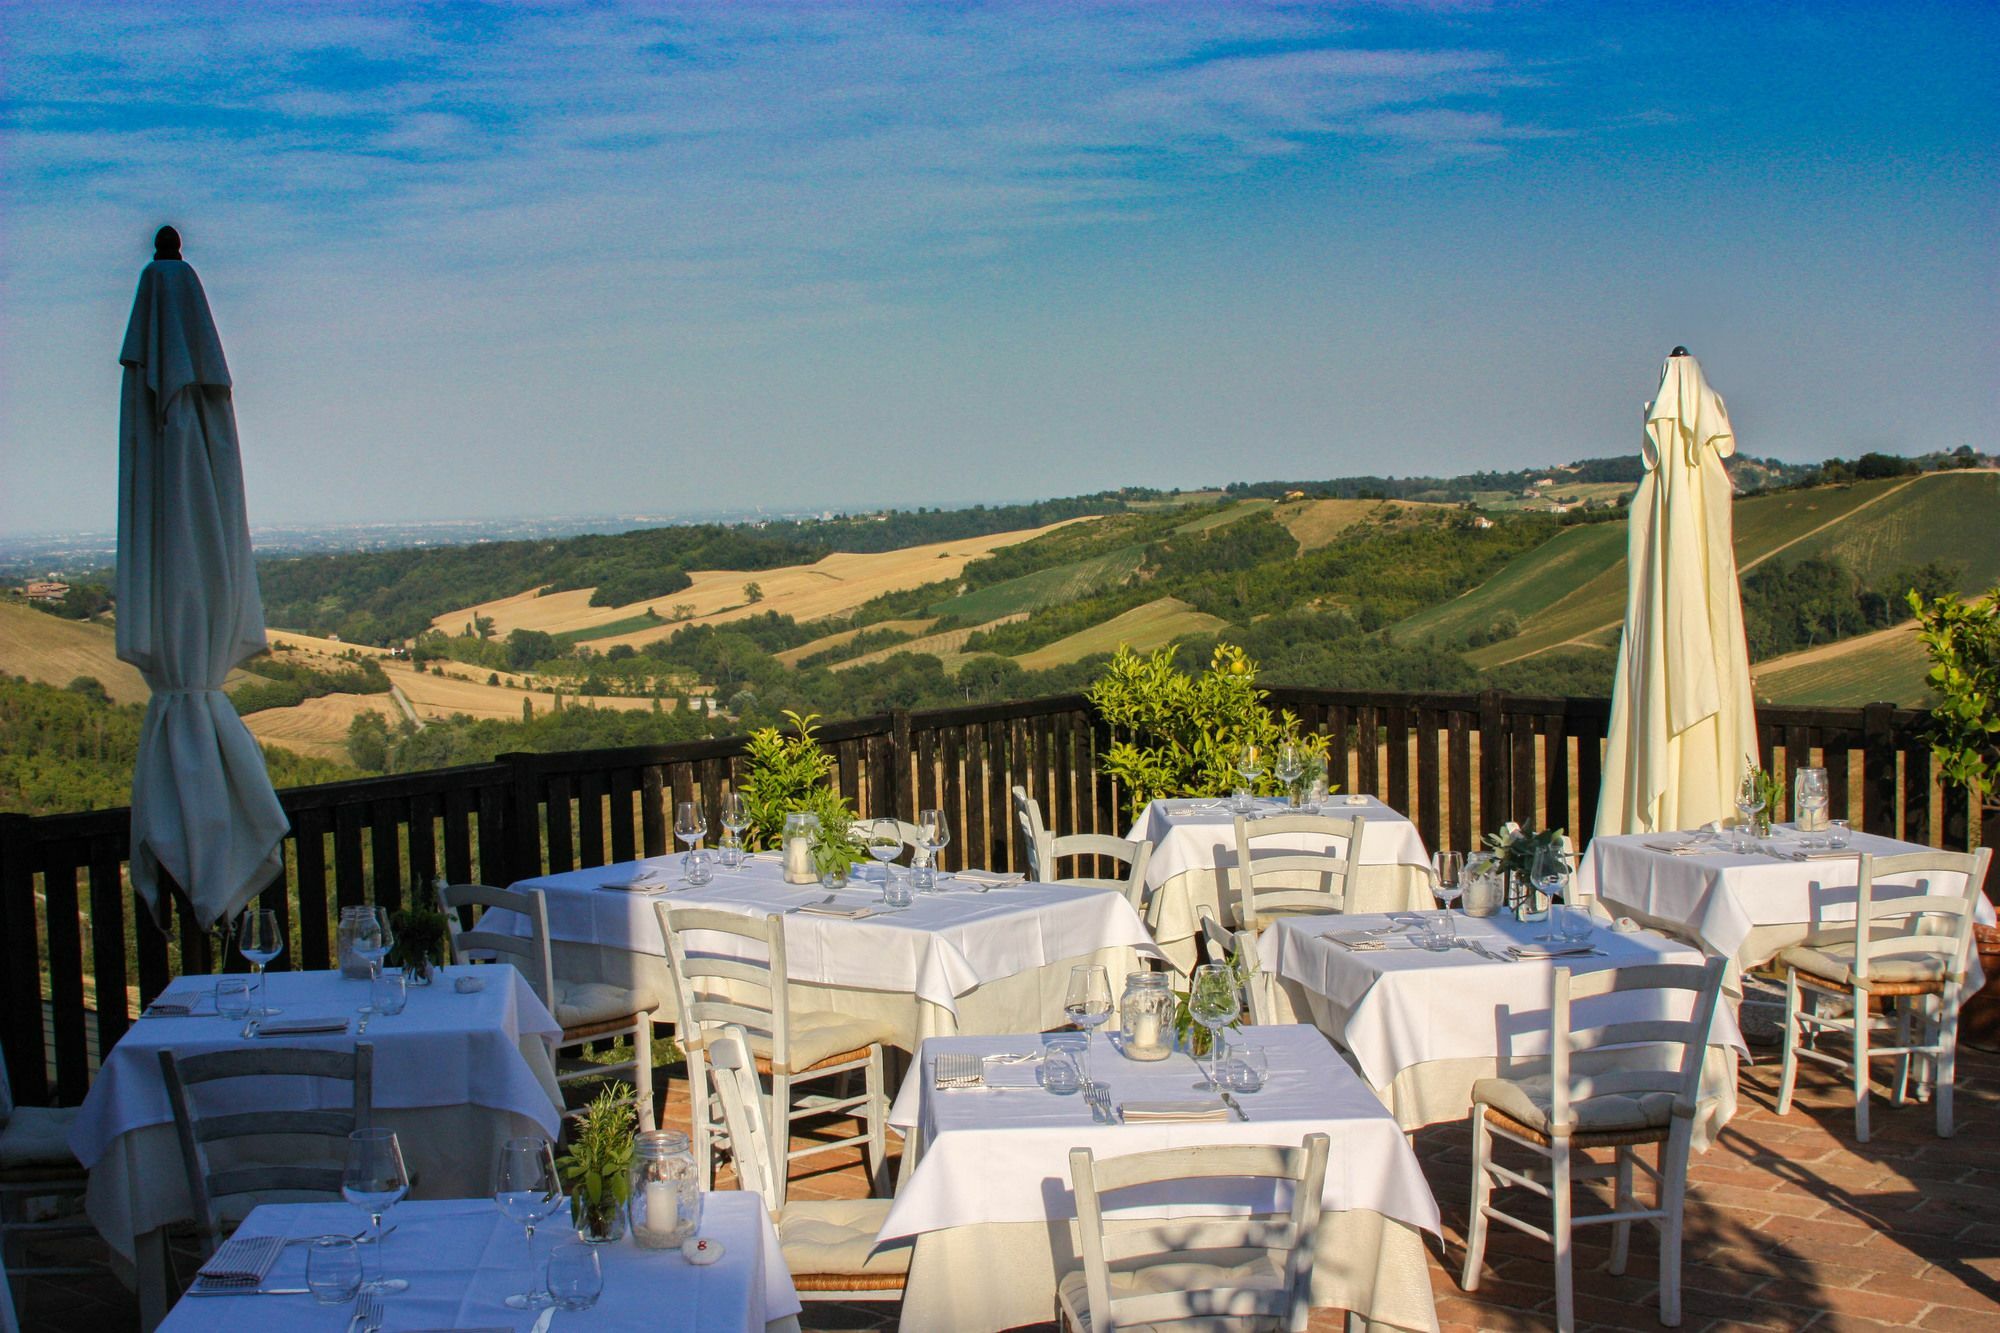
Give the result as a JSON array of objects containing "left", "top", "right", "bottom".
[
  {"left": 1472, "top": 1074, "right": 1676, "bottom": 1136},
  {"left": 1779, "top": 943, "right": 1948, "bottom": 988},
  {"left": 0, "top": 1105, "right": 82, "bottom": 1170},
  {"left": 553, "top": 981, "right": 659, "bottom": 1031},
  {"left": 779, "top": 1198, "right": 910, "bottom": 1276},
  {"left": 1056, "top": 1254, "right": 1289, "bottom": 1331},
  {"left": 733, "top": 1010, "right": 897, "bottom": 1071}
]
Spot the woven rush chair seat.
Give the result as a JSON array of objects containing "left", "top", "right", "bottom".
[
  {"left": 554, "top": 980, "right": 663, "bottom": 1034},
  {"left": 0, "top": 1108, "right": 81, "bottom": 1176},
  {"left": 1778, "top": 942, "right": 1948, "bottom": 991}
]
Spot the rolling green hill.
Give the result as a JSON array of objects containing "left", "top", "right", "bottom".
[
  {"left": 1751, "top": 621, "right": 1934, "bottom": 707},
  {"left": 927, "top": 546, "right": 1147, "bottom": 622}
]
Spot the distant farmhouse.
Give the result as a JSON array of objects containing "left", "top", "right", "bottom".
[{"left": 23, "top": 579, "right": 69, "bottom": 603}]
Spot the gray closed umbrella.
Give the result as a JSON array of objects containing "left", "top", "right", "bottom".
[{"left": 115, "top": 227, "right": 288, "bottom": 927}]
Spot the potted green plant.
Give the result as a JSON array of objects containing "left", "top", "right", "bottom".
[
  {"left": 557, "top": 1086, "right": 636, "bottom": 1243},
  {"left": 389, "top": 902, "right": 450, "bottom": 985},
  {"left": 1172, "top": 943, "right": 1254, "bottom": 1057},
  {"left": 1482, "top": 821, "right": 1566, "bottom": 912}
]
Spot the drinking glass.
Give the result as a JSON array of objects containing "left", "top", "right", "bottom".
[
  {"left": 1735, "top": 773, "right": 1765, "bottom": 853},
  {"left": 1187, "top": 963, "right": 1241, "bottom": 1091},
  {"left": 674, "top": 801, "right": 708, "bottom": 880},
  {"left": 1827, "top": 818, "right": 1852, "bottom": 849},
  {"left": 342, "top": 1128, "right": 410, "bottom": 1293},
  {"left": 1273, "top": 743, "right": 1304, "bottom": 807},
  {"left": 494, "top": 1135, "right": 563, "bottom": 1310},
  {"left": 1424, "top": 912, "right": 1457, "bottom": 951},
  {"left": 916, "top": 808, "right": 951, "bottom": 891},
  {"left": 1530, "top": 844, "right": 1571, "bottom": 943},
  {"left": 1559, "top": 902, "right": 1593, "bottom": 944},
  {"left": 214, "top": 977, "right": 252, "bottom": 1020},
  {"left": 546, "top": 1241, "right": 604, "bottom": 1312},
  {"left": 369, "top": 968, "right": 407, "bottom": 1016},
  {"left": 1233, "top": 743, "right": 1264, "bottom": 814},
  {"left": 1431, "top": 850, "right": 1465, "bottom": 912},
  {"left": 1042, "top": 1040, "right": 1084, "bottom": 1096},
  {"left": 236, "top": 908, "right": 285, "bottom": 1018},
  {"left": 306, "top": 1235, "right": 362, "bottom": 1305},
  {"left": 867, "top": 819, "right": 903, "bottom": 883},
  {"left": 353, "top": 908, "right": 392, "bottom": 1020},
  {"left": 718, "top": 791, "right": 749, "bottom": 868},
  {"left": 1063, "top": 964, "right": 1112, "bottom": 1088},
  {"left": 882, "top": 866, "right": 914, "bottom": 909},
  {"left": 1223, "top": 1045, "right": 1268, "bottom": 1093}
]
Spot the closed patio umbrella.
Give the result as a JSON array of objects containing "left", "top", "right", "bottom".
[
  {"left": 1594, "top": 349, "right": 1759, "bottom": 838},
  {"left": 116, "top": 226, "right": 288, "bottom": 927}
]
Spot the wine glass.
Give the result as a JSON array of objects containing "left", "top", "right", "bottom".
[
  {"left": 867, "top": 818, "right": 904, "bottom": 884},
  {"left": 1273, "top": 743, "right": 1304, "bottom": 808},
  {"left": 674, "top": 801, "right": 708, "bottom": 880},
  {"left": 1233, "top": 742, "right": 1264, "bottom": 814},
  {"left": 1796, "top": 768, "right": 1829, "bottom": 846},
  {"left": 719, "top": 791, "right": 749, "bottom": 868},
  {"left": 494, "top": 1135, "right": 563, "bottom": 1310},
  {"left": 1432, "top": 849, "right": 1465, "bottom": 913},
  {"left": 1188, "top": 963, "right": 1241, "bottom": 1092},
  {"left": 236, "top": 908, "right": 285, "bottom": 1018},
  {"left": 1735, "top": 773, "right": 1766, "bottom": 853},
  {"left": 354, "top": 909, "right": 393, "bottom": 1020},
  {"left": 343, "top": 1128, "right": 410, "bottom": 1294},
  {"left": 1062, "top": 964, "right": 1112, "bottom": 1089},
  {"left": 1530, "top": 844, "right": 1571, "bottom": 943},
  {"left": 916, "top": 808, "right": 951, "bottom": 892}
]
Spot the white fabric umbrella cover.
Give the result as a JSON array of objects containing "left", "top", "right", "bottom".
[
  {"left": 1595, "top": 351, "right": 1759, "bottom": 837},
  {"left": 116, "top": 238, "right": 288, "bottom": 926}
]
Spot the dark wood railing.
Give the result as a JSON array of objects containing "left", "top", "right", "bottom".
[{"left": 3, "top": 689, "right": 1992, "bottom": 1106}]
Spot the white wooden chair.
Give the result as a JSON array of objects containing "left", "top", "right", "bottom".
[
  {"left": 437, "top": 882, "right": 659, "bottom": 1128},
  {"left": 1231, "top": 813, "right": 1365, "bottom": 932},
  {"left": 1198, "top": 904, "right": 1265, "bottom": 1023},
  {"left": 1059, "top": 1133, "right": 1330, "bottom": 1332},
  {"left": 655, "top": 904, "right": 894, "bottom": 1207},
  {"left": 158, "top": 1043, "right": 375, "bottom": 1256},
  {"left": 707, "top": 1024, "right": 909, "bottom": 1303},
  {"left": 0, "top": 1041, "right": 92, "bottom": 1298},
  {"left": 1015, "top": 787, "right": 1154, "bottom": 911},
  {"left": 1012, "top": 786, "right": 1051, "bottom": 873},
  {"left": 1774, "top": 847, "right": 1992, "bottom": 1142},
  {"left": 1461, "top": 957, "right": 1727, "bottom": 1331}
]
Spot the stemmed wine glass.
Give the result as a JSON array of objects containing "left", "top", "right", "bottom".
[
  {"left": 343, "top": 1128, "right": 410, "bottom": 1294},
  {"left": 867, "top": 819, "right": 904, "bottom": 885},
  {"left": 1735, "top": 773, "right": 1766, "bottom": 854},
  {"left": 353, "top": 908, "right": 393, "bottom": 1021},
  {"left": 236, "top": 908, "right": 285, "bottom": 1018},
  {"left": 1432, "top": 850, "right": 1465, "bottom": 914},
  {"left": 1063, "top": 964, "right": 1112, "bottom": 1090},
  {"left": 494, "top": 1135, "right": 564, "bottom": 1310},
  {"left": 1233, "top": 742, "right": 1264, "bottom": 814},
  {"left": 1530, "top": 844, "right": 1571, "bottom": 943},
  {"left": 1188, "top": 963, "right": 1242, "bottom": 1092},
  {"left": 674, "top": 801, "right": 708, "bottom": 882},
  {"left": 719, "top": 792, "right": 749, "bottom": 869},
  {"left": 1796, "top": 768, "right": 1829, "bottom": 846},
  {"left": 1274, "top": 743, "right": 1304, "bottom": 808},
  {"left": 916, "top": 808, "right": 951, "bottom": 892}
]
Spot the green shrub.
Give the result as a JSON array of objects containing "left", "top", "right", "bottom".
[{"left": 736, "top": 711, "right": 863, "bottom": 869}]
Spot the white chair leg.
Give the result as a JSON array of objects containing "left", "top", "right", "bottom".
[
  {"left": 1776, "top": 969, "right": 1802, "bottom": 1117},
  {"left": 1937, "top": 994, "right": 1959, "bottom": 1138},
  {"left": 685, "top": 1045, "right": 714, "bottom": 1185},
  {"left": 1852, "top": 984, "right": 1872, "bottom": 1144},
  {"left": 1893, "top": 1001, "right": 1913, "bottom": 1107},
  {"left": 1609, "top": 1146, "right": 1635, "bottom": 1275},
  {"left": 1460, "top": 1109, "right": 1493, "bottom": 1292},
  {"left": 865, "top": 1044, "right": 888, "bottom": 1195},
  {"left": 768, "top": 1071, "right": 792, "bottom": 1211},
  {"left": 633, "top": 1013, "right": 656, "bottom": 1130},
  {"left": 1552, "top": 1138, "right": 1574, "bottom": 1333},
  {"left": 1658, "top": 1134, "right": 1691, "bottom": 1327}
]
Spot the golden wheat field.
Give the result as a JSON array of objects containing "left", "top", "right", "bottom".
[
  {"left": 241, "top": 691, "right": 401, "bottom": 760},
  {"left": 0, "top": 601, "right": 154, "bottom": 702},
  {"left": 1273, "top": 498, "right": 1451, "bottom": 551},
  {"left": 429, "top": 520, "right": 1092, "bottom": 646}
]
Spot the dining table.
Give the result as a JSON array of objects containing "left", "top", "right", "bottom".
[
  {"left": 879, "top": 1023, "right": 1441, "bottom": 1333},
  {"left": 1127, "top": 795, "right": 1438, "bottom": 972},
  {"left": 1576, "top": 824, "right": 1993, "bottom": 990},
  {"left": 501, "top": 852, "right": 1165, "bottom": 1050},
  {"left": 153, "top": 1193, "right": 801, "bottom": 1332},
  {"left": 1260, "top": 911, "right": 1746, "bottom": 1145},
  {"left": 70, "top": 965, "right": 563, "bottom": 1330}
]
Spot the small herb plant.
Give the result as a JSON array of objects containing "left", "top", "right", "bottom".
[
  {"left": 389, "top": 902, "right": 450, "bottom": 973},
  {"left": 737, "top": 710, "right": 864, "bottom": 872},
  {"left": 557, "top": 1086, "right": 636, "bottom": 1239},
  {"left": 1173, "top": 942, "right": 1255, "bottom": 1057},
  {"left": 1482, "top": 821, "right": 1566, "bottom": 879}
]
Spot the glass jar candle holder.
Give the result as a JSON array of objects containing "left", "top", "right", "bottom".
[{"left": 629, "top": 1130, "right": 701, "bottom": 1250}]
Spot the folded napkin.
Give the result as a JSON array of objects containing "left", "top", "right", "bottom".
[
  {"left": 194, "top": 1234, "right": 284, "bottom": 1289},
  {"left": 951, "top": 869, "right": 1024, "bottom": 886},
  {"left": 599, "top": 869, "right": 670, "bottom": 892},
  {"left": 794, "top": 903, "right": 875, "bottom": 920},
  {"left": 1119, "top": 1099, "right": 1231, "bottom": 1124},
  {"left": 1644, "top": 841, "right": 1716, "bottom": 856},
  {"left": 145, "top": 986, "right": 213, "bottom": 1017},
  {"left": 981, "top": 1057, "right": 1044, "bottom": 1089},
  {"left": 1508, "top": 943, "right": 1599, "bottom": 961},
  {"left": 253, "top": 1016, "right": 350, "bottom": 1036},
  {"left": 934, "top": 1052, "right": 985, "bottom": 1089},
  {"left": 1326, "top": 930, "right": 1400, "bottom": 951}
]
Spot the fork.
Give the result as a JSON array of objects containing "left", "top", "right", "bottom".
[
  {"left": 786, "top": 894, "right": 837, "bottom": 914},
  {"left": 354, "top": 1291, "right": 383, "bottom": 1333}
]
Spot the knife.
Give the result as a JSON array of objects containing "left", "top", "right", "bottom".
[
  {"left": 185, "top": 1286, "right": 313, "bottom": 1297},
  {"left": 1220, "top": 1091, "right": 1250, "bottom": 1122},
  {"left": 530, "top": 1306, "right": 558, "bottom": 1333}
]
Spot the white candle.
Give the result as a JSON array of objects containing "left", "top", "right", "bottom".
[
  {"left": 783, "top": 835, "right": 816, "bottom": 883},
  {"left": 644, "top": 1179, "right": 676, "bottom": 1234}
]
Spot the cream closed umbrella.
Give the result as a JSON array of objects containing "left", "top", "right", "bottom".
[
  {"left": 1594, "top": 349, "right": 1759, "bottom": 838},
  {"left": 116, "top": 226, "right": 288, "bottom": 927}
]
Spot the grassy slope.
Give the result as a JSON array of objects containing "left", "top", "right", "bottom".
[
  {"left": 1751, "top": 621, "right": 1933, "bottom": 708},
  {"left": 0, "top": 601, "right": 154, "bottom": 703},
  {"left": 927, "top": 546, "right": 1146, "bottom": 621},
  {"left": 1394, "top": 523, "right": 1629, "bottom": 644},
  {"left": 773, "top": 618, "right": 936, "bottom": 667},
  {"left": 1274, "top": 498, "right": 1451, "bottom": 551},
  {"left": 1775, "top": 470, "right": 2000, "bottom": 593},
  {"left": 1173, "top": 499, "right": 1273, "bottom": 534},
  {"left": 1013, "top": 597, "right": 1229, "bottom": 670}
]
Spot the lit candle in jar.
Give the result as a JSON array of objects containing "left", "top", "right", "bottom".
[
  {"left": 644, "top": 1179, "right": 677, "bottom": 1235},
  {"left": 784, "top": 835, "right": 815, "bottom": 883}
]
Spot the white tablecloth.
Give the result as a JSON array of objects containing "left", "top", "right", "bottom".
[
  {"left": 1578, "top": 827, "right": 1991, "bottom": 980},
  {"left": 503, "top": 855, "right": 1163, "bottom": 1047},
  {"left": 155, "top": 1194, "right": 801, "bottom": 1332},
  {"left": 1261, "top": 912, "right": 1745, "bottom": 1143},
  {"left": 1129, "top": 796, "right": 1436, "bottom": 971},
  {"left": 882, "top": 1025, "right": 1440, "bottom": 1333}
]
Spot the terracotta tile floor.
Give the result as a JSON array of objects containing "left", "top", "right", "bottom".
[{"left": 15, "top": 1029, "right": 2000, "bottom": 1331}]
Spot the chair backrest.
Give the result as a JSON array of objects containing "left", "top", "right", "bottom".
[
  {"left": 1545, "top": 957, "right": 1727, "bottom": 1137},
  {"left": 1013, "top": 787, "right": 1053, "bottom": 878},
  {"left": 1067, "top": 1133, "right": 1329, "bottom": 1330},
  {"left": 1197, "top": 904, "right": 1262, "bottom": 1023},
  {"left": 436, "top": 881, "right": 556, "bottom": 1006},
  {"left": 1231, "top": 813, "right": 1365, "bottom": 928},
  {"left": 654, "top": 904, "right": 793, "bottom": 1068},
  {"left": 1851, "top": 848, "right": 1994, "bottom": 982},
  {"left": 159, "top": 1043, "right": 375, "bottom": 1248},
  {"left": 704, "top": 1024, "right": 778, "bottom": 1208},
  {"left": 1043, "top": 834, "right": 1153, "bottom": 911}
]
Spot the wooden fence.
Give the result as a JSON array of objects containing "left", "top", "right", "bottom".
[{"left": 3, "top": 689, "right": 1991, "bottom": 1106}]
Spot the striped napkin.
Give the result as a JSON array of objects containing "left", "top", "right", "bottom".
[
  {"left": 1326, "top": 931, "right": 1394, "bottom": 951},
  {"left": 252, "top": 1016, "right": 350, "bottom": 1036},
  {"left": 1118, "top": 1099, "right": 1231, "bottom": 1124},
  {"left": 934, "top": 1052, "right": 984, "bottom": 1089},
  {"left": 952, "top": 869, "right": 1025, "bottom": 887},
  {"left": 194, "top": 1234, "right": 284, "bottom": 1289},
  {"left": 1507, "top": 943, "right": 1599, "bottom": 961}
]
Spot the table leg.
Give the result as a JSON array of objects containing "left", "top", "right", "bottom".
[{"left": 136, "top": 1227, "right": 168, "bottom": 1332}]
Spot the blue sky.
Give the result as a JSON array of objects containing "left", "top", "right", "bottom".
[{"left": 2, "top": 1, "right": 1994, "bottom": 531}]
